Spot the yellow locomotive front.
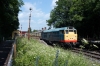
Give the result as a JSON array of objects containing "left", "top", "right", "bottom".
[{"left": 60, "top": 27, "right": 77, "bottom": 45}]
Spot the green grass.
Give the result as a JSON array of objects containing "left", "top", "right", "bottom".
[{"left": 13, "top": 37, "right": 100, "bottom": 66}]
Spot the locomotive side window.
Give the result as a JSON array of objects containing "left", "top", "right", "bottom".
[
  {"left": 60, "top": 30, "right": 64, "bottom": 34},
  {"left": 74, "top": 30, "right": 77, "bottom": 34}
]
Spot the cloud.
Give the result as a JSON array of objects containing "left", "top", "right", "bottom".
[
  {"left": 18, "top": 2, "right": 49, "bottom": 31},
  {"left": 51, "top": 0, "right": 58, "bottom": 8}
]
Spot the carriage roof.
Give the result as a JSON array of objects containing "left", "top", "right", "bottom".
[{"left": 43, "top": 27, "right": 76, "bottom": 32}]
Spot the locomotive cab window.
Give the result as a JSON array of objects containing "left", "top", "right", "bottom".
[{"left": 66, "top": 30, "right": 68, "bottom": 34}]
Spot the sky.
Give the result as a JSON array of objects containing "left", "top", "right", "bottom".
[{"left": 18, "top": 0, "right": 58, "bottom": 31}]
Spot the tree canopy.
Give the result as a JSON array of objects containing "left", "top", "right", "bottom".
[
  {"left": 47, "top": 0, "right": 100, "bottom": 38},
  {"left": 0, "top": 0, "right": 24, "bottom": 40}
]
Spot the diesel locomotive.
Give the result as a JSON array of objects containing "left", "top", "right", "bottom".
[{"left": 40, "top": 26, "right": 78, "bottom": 46}]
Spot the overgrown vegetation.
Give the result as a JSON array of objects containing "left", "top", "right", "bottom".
[
  {"left": 13, "top": 37, "right": 100, "bottom": 66},
  {"left": 79, "top": 38, "right": 99, "bottom": 50}
]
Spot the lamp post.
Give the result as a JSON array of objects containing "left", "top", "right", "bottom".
[{"left": 28, "top": 8, "right": 32, "bottom": 40}]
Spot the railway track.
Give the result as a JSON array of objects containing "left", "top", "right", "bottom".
[{"left": 72, "top": 48, "right": 100, "bottom": 61}]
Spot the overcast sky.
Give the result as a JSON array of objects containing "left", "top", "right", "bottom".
[{"left": 18, "top": 0, "right": 58, "bottom": 31}]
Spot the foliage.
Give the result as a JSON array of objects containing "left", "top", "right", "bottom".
[
  {"left": 13, "top": 38, "right": 100, "bottom": 66},
  {"left": 33, "top": 29, "right": 38, "bottom": 32},
  {"left": 81, "top": 38, "right": 89, "bottom": 45},
  {"left": 0, "top": 0, "right": 24, "bottom": 40},
  {"left": 80, "top": 38, "right": 99, "bottom": 50},
  {"left": 47, "top": 0, "right": 100, "bottom": 38},
  {"left": 47, "top": 0, "right": 73, "bottom": 28}
]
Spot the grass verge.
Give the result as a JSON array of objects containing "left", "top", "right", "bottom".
[{"left": 13, "top": 37, "right": 100, "bottom": 66}]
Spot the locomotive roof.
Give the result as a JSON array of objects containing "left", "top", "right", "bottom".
[{"left": 43, "top": 27, "right": 76, "bottom": 32}]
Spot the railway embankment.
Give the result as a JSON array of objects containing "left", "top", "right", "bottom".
[{"left": 13, "top": 37, "right": 100, "bottom": 66}]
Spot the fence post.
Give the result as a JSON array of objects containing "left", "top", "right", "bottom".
[{"left": 13, "top": 40, "right": 16, "bottom": 58}]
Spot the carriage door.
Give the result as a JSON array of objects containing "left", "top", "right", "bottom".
[{"left": 59, "top": 30, "right": 64, "bottom": 40}]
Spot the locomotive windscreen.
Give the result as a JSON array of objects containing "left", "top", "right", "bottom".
[{"left": 66, "top": 28, "right": 77, "bottom": 34}]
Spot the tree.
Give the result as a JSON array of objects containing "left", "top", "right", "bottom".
[
  {"left": 0, "top": 0, "right": 24, "bottom": 40},
  {"left": 47, "top": 0, "right": 100, "bottom": 38},
  {"left": 69, "top": 0, "right": 100, "bottom": 38},
  {"left": 33, "top": 30, "right": 38, "bottom": 32},
  {"left": 47, "top": 0, "right": 74, "bottom": 28}
]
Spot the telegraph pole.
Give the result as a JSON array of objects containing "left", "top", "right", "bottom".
[{"left": 28, "top": 8, "right": 32, "bottom": 40}]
